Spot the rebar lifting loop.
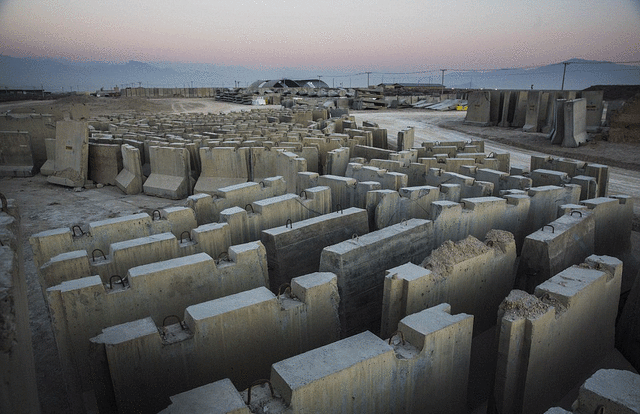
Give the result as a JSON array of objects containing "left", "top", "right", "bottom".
[
  {"left": 542, "top": 224, "right": 555, "bottom": 233},
  {"left": 215, "top": 251, "right": 229, "bottom": 265},
  {"left": 71, "top": 225, "right": 85, "bottom": 237},
  {"left": 570, "top": 210, "right": 583, "bottom": 218},
  {"left": 594, "top": 406, "right": 605, "bottom": 414},
  {"left": 246, "top": 379, "right": 275, "bottom": 405},
  {"left": 388, "top": 330, "right": 405, "bottom": 345},
  {"left": 109, "top": 275, "right": 124, "bottom": 290},
  {"left": 299, "top": 190, "right": 307, "bottom": 199},
  {"left": 488, "top": 152, "right": 495, "bottom": 158},
  {"left": 277, "top": 283, "right": 291, "bottom": 298},
  {"left": 401, "top": 218, "right": 408, "bottom": 226},
  {"left": 245, "top": 204, "right": 254, "bottom": 213},
  {"left": 152, "top": 210, "right": 161, "bottom": 221},
  {"left": 162, "top": 315, "right": 183, "bottom": 328},
  {"left": 92, "top": 249, "right": 106, "bottom": 262},
  {"left": 285, "top": 219, "right": 293, "bottom": 229},
  {"left": 335, "top": 203, "right": 343, "bottom": 214},
  {"left": 0, "top": 193, "right": 7, "bottom": 213},
  {"left": 352, "top": 233, "right": 359, "bottom": 242},
  {"left": 180, "top": 231, "right": 192, "bottom": 243}
]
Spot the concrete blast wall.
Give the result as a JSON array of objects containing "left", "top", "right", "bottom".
[
  {"left": 0, "top": 199, "right": 41, "bottom": 414},
  {"left": 31, "top": 207, "right": 199, "bottom": 272},
  {"left": 48, "top": 243, "right": 268, "bottom": 412},
  {"left": 261, "top": 207, "right": 370, "bottom": 290},
  {"left": 187, "top": 176, "right": 287, "bottom": 225},
  {"left": 380, "top": 230, "right": 517, "bottom": 339},
  {"left": 90, "top": 273, "right": 340, "bottom": 414},
  {"left": 516, "top": 211, "right": 595, "bottom": 292},
  {"left": 0, "top": 131, "right": 35, "bottom": 177},
  {"left": 319, "top": 218, "right": 434, "bottom": 336},
  {"left": 493, "top": 255, "right": 622, "bottom": 414},
  {"left": 530, "top": 155, "right": 609, "bottom": 198},
  {"left": 345, "top": 162, "right": 409, "bottom": 191},
  {"left": 220, "top": 187, "right": 331, "bottom": 246},
  {"left": 47, "top": 120, "right": 89, "bottom": 187},
  {"left": 144, "top": 146, "right": 193, "bottom": 199},
  {"left": 115, "top": 143, "right": 144, "bottom": 194},
  {"left": 269, "top": 304, "right": 472, "bottom": 414},
  {"left": 0, "top": 113, "right": 55, "bottom": 169}
]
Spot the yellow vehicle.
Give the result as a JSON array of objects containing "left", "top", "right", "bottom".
[{"left": 456, "top": 105, "right": 468, "bottom": 111}]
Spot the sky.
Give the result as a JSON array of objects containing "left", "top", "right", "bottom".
[{"left": 1, "top": 0, "right": 639, "bottom": 73}]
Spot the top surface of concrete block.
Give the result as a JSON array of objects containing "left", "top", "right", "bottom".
[
  {"left": 49, "top": 275, "right": 102, "bottom": 293},
  {"left": 187, "top": 286, "right": 273, "bottom": 321},
  {"left": 401, "top": 303, "right": 471, "bottom": 335},
  {"left": 92, "top": 317, "right": 158, "bottom": 345},
  {"left": 291, "top": 272, "right": 336, "bottom": 289},
  {"left": 272, "top": 331, "right": 392, "bottom": 389},
  {"left": 581, "top": 369, "right": 640, "bottom": 412},
  {"left": 536, "top": 266, "right": 604, "bottom": 299}
]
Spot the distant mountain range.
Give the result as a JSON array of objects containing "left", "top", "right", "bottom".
[{"left": 1, "top": 55, "right": 638, "bottom": 93}]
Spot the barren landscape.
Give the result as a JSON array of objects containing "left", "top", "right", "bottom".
[{"left": 1, "top": 96, "right": 639, "bottom": 413}]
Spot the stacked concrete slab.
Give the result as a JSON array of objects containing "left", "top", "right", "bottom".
[
  {"left": 492, "top": 255, "right": 623, "bottom": 414},
  {"left": 530, "top": 155, "right": 609, "bottom": 198},
  {"left": 48, "top": 241, "right": 268, "bottom": 412},
  {"left": 0, "top": 198, "right": 41, "bottom": 414},
  {"left": 90, "top": 273, "right": 340, "bottom": 414},
  {"left": 163, "top": 303, "right": 472, "bottom": 414}
]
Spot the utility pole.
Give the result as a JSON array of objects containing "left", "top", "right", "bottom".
[
  {"left": 317, "top": 75, "right": 322, "bottom": 88},
  {"left": 440, "top": 69, "right": 446, "bottom": 95},
  {"left": 365, "top": 71, "right": 372, "bottom": 88},
  {"left": 561, "top": 62, "right": 569, "bottom": 90}
]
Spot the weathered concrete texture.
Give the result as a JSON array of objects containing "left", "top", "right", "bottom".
[
  {"left": 581, "top": 196, "right": 633, "bottom": 256},
  {"left": 144, "top": 146, "right": 192, "bottom": 199},
  {"left": 220, "top": 187, "right": 331, "bottom": 246},
  {"left": 465, "top": 91, "right": 492, "bottom": 126},
  {"left": 0, "top": 131, "right": 35, "bottom": 177},
  {"left": 319, "top": 218, "right": 434, "bottom": 336},
  {"left": 530, "top": 156, "right": 609, "bottom": 198},
  {"left": 516, "top": 211, "right": 595, "bottom": 292},
  {"left": 493, "top": 255, "right": 623, "bottom": 414},
  {"left": 0, "top": 113, "right": 55, "bottom": 169},
  {"left": 0, "top": 199, "right": 41, "bottom": 414},
  {"left": 159, "top": 379, "right": 251, "bottom": 414},
  {"left": 88, "top": 142, "right": 122, "bottom": 185},
  {"left": 345, "top": 162, "right": 409, "bottom": 191},
  {"left": 195, "top": 147, "right": 249, "bottom": 194},
  {"left": 571, "top": 369, "right": 640, "bottom": 413},
  {"left": 367, "top": 186, "right": 440, "bottom": 229},
  {"left": 397, "top": 126, "right": 415, "bottom": 151},
  {"left": 380, "top": 230, "right": 516, "bottom": 338},
  {"left": 523, "top": 90, "right": 542, "bottom": 132},
  {"left": 40, "top": 138, "right": 56, "bottom": 176},
  {"left": 115, "top": 143, "right": 144, "bottom": 195},
  {"left": 48, "top": 242, "right": 268, "bottom": 412},
  {"left": 551, "top": 99, "right": 588, "bottom": 148},
  {"left": 90, "top": 273, "right": 340, "bottom": 414},
  {"left": 269, "top": 303, "right": 472, "bottom": 414},
  {"left": 582, "top": 90, "right": 605, "bottom": 132},
  {"left": 261, "top": 207, "right": 369, "bottom": 291},
  {"left": 48, "top": 120, "right": 89, "bottom": 188},
  {"left": 324, "top": 146, "right": 350, "bottom": 176},
  {"left": 187, "top": 177, "right": 287, "bottom": 225}
]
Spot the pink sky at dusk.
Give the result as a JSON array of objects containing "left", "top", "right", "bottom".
[{"left": 1, "top": 0, "right": 639, "bottom": 71}]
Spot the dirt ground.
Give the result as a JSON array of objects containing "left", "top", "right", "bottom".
[{"left": 1, "top": 97, "right": 639, "bottom": 413}]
